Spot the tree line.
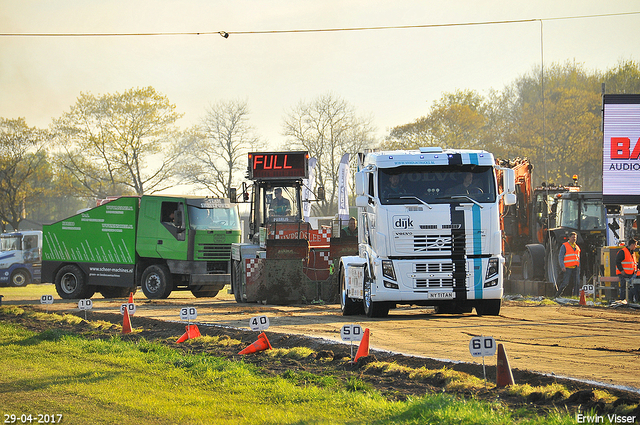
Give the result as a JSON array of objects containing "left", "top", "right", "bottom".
[{"left": 1, "top": 60, "right": 639, "bottom": 230}]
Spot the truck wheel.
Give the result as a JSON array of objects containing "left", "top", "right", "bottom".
[
  {"left": 340, "top": 268, "right": 362, "bottom": 316},
  {"left": 190, "top": 288, "right": 220, "bottom": 298},
  {"left": 476, "top": 299, "right": 501, "bottom": 316},
  {"left": 231, "top": 259, "right": 246, "bottom": 303},
  {"left": 10, "top": 269, "right": 30, "bottom": 287},
  {"left": 141, "top": 265, "right": 173, "bottom": 299},
  {"left": 363, "top": 274, "right": 389, "bottom": 318},
  {"left": 55, "top": 265, "right": 94, "bottom": 299},
  {"left": 546, "top": 242, "right": 561, "bottom": 285},
  {"left": 522, "top": 251, "right": 534, "bottom": 280},
  {"left": 99, "top": 286, "right": 133, "bottom": 299}
]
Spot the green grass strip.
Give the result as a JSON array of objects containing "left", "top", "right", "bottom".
[{"left": 0, "top": 320, "right": 575, "bottom": 424}]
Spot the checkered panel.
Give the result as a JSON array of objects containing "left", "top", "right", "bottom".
[{"left": 245, "top": 258, "right": 265, "bottom": 280}]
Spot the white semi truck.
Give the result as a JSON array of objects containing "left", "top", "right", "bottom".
[{"left": 338, "top": 147, "right": 516, "bottom": 317}]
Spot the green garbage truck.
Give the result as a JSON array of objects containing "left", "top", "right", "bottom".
[{"left": 41, "top": 195, "right": 241, "bottom": 299}]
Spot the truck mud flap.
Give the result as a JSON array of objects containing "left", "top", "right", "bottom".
[{"left": 246, "top": 258, "right": 338, "bottom": 305}]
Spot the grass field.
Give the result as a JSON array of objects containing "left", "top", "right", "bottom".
[{"left": 0, "top": 306, "right": 580, "bottom": 425}]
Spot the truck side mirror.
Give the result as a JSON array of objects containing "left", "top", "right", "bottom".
[
  {"left": 174, "top": 209, "right": 185, "bottom": 229},
  {"left": 316, "top": 186, "right": 325, "bottom": 201},
  {"left": 355, "top": 171, "right": 367, "bottom": 196},
  {"left": 229, "top": 188, "right": 237, "bottom": 202}
]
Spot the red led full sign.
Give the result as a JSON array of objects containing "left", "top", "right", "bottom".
[
  {"left": 602, "top": 94, "right": 640, "bottom": 205},
  {"left": 248, "top": 152, "right": 308, "bottom": 180}
]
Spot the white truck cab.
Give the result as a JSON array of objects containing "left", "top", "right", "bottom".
[{"left": 339, "top": 147, "right": 516, "bottom": 317}]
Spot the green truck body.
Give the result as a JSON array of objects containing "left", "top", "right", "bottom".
[{"left": 42, "top": 195, "right": 241, "bottom": 299}]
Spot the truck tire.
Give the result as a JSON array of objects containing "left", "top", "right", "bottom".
[
  {"left": 10, "top": 269, "right": 30, "bottom": 287},
  {"left": 99, "top": 286, "right": 135, "bottom": 299},
  {"left": 475, "top": 299, "right": 501, "bottom": 316},
  {"left": 340, "top": 268, "right": 362, "bottom": 316},
  {"left": 141, "top": 265, "right": 173, "bottom": 299},
  {"left": 231, "top": 259, "right": 246, "bottom": 303},
  {"left": 190, "top": 288, "right": 220, "bottom": 298},
  {"left": 55, "top": 265, "right": 95, "bottom": 299},
  {"left": 546, "top": 242, "right": 561, "bottom": 285},
  {"left": 363, "top": 272, "right": 389, "bottom": 318}
]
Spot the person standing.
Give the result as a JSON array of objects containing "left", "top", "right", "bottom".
[
  {"left": 555, "top": 232, "right": 581, "bottom": 298},
  {"left": 615, "top": 238, "right": 638, "bottom": 301}
]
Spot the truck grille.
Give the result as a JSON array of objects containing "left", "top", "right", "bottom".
[
  {"left": 197, "top": 244, "right": 231, "bottom": 261},
  {"left": 415, "top": 278, "right": 454, "bottom": 288},
  {"left": 415, "top": 263, "right": 454, "bottom": 273},
  {"left": 413, "top": 234, "right": 452, "bottom": 253}
]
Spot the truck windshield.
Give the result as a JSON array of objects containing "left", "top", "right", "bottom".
[
  {"left": 187, "top": 206, "right": 241, "bottom": 231},
  {"left": 379, "top": 165, "right": 496, "bottom": 205},
  {"left": 0, "top": 236, "right": 20, "bottom": 252}
]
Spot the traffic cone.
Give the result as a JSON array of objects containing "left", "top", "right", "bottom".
[
  {"left": 176, "top": 324, "right": 202, "bottom": 343},
  {"left": 496, "top": 343, "right": 515, "bottom": 387},
  {"left": 128, "top": 292, "right": 134, "bottom": 304},
  {"left": 579, "top": 289, "right": 586, "bottom": 306},
  {"left": 238, "top": 332, "right": 272, "bottom": 355},
  {"left": 122, "top": 305, "right": 132, "bottom": 334},
  {"left": 353, "top": 328, "right": 370, "bottom": 363}
]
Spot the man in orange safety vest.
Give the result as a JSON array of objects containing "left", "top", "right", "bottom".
[
  {"left": 615, "top": 238, "right": 638, "bottom": 301},
  {"left": 555, "top": 232, "right": 580, "bottom": 298}
]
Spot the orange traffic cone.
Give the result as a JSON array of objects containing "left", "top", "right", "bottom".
[
  {"left": 353, "top": 328, "right": 370, "bottom": 363},
  {"left": 238, "top": 332, "right": 272, "bottom": 355},
  {"left": 122, "top": 305, "right": 132, "bottom": 334},
  {"left": 579, "top": 289, "right": 586, "bottom": 306},
  {"left": 176, "top": 324, "right": 202, "bottom": 343},
  {"left": 128, "top": 292, "right": 134, "bottom": 304},
  {"left": 496, "top": 343, "right": 514, "bottom": 387}
]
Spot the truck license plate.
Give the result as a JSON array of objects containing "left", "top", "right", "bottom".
[{"left": 428, "top": 292, "right": 454, "bottom": 299}]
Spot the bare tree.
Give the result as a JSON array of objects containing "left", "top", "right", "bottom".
[
  {"left": 180, "top": 100, "right": 260, "bottom": 198},
  {"left": 53, "top": 86, "right": 186, "bottom": 197},
  {"left": 283, "top": 93, "right": 376, "bottom": 215}
]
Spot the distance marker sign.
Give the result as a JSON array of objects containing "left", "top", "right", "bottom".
[
  {"left": 120, "top": 303, "right": 136, "bottom": 316},
  {"left": 469, "top": 336, "right": 497, "bottom": 357},
  {"left": 249, "top": 315, "right": 270, "bottom": 331},
  {"left": 340, "top": 324, "right": 364, "bottom": 342},
  {"left": 180, "top": 307, "right": 198, "bottom": 321},
  {"left": 78, "top": 299, "right": 93, "bottom": 311}
]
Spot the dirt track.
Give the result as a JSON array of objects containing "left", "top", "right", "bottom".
[{"left": 30, "top": 289, "right": 640, "bottom": 392}]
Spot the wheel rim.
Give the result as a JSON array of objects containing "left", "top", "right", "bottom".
[
  {"left": 145, "top": 272, "right": 161, "bottom": 294},
  {"left": 60, "top": 272, "right": 78, "bottom": 294},
  {"left": 363, "top": 279, "right": 371, "bottom": 311},
  {"left": 340, "top": 273, "right": 347, "bottom": 311},
  {"left": 12, "top": 272, "right": 26, "bottom": 286}
]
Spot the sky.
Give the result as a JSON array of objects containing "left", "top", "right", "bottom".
[{"left": 1, "top": 1, "right": 639, "bottom": 150}]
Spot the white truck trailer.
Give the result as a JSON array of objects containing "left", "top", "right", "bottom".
[{"left": 339, "top": 147, "right": 516, "bottom": 317}]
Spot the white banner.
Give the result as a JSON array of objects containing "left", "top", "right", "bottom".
[
  {"left": 338, "top": 153, "right": 350, "bottom": 223},
  {"left": 303, "top": 157, "right": 317, "bottom": 222}
]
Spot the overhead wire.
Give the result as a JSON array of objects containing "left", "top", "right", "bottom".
[{"left": 0, "top": 11, "right": 638, "bottom": 38}]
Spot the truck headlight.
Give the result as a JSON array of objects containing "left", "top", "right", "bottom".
[
  {"left": 382, "top": 260, "right": 396, "bottom": 280},
  {"left": 486, "top": 258, "right": 499, "bottom": 280}
]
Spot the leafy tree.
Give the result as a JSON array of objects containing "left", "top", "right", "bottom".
[
  {"left": 603, "top": 60, "right": 640, "bottom": 94},
  {"left": 53, "top": 86, "right": 186, "bottom": 198},
  {"left": 283, "top": 93, "right": 376, "bottom": 215},
  {"left": 0, "top": 118, "right": 49, "bottom": 231},
  {"left": 384, "top": 90, "right": 493, "bottom": 151},
  {"left": 179, "top": 100, "right": 261, "bottom": 198},
  {"left": 384, "top": 60, "right": 640, "bottom": 191}
]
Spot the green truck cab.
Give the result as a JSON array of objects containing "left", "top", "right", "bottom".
[{"left": 42, "top": 195, "right": 241, "bottom": 300}]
